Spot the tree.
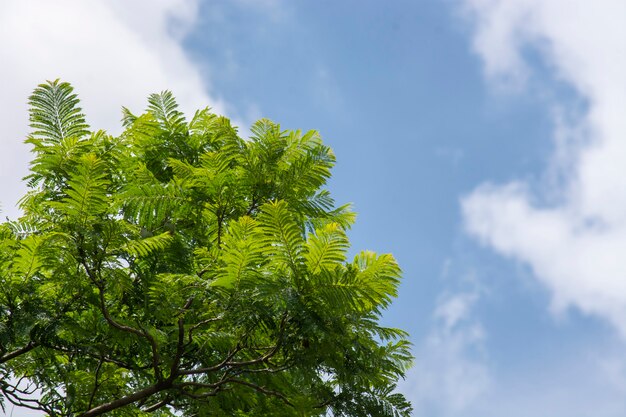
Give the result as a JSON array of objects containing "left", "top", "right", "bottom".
[{"left": 0, "top": 80, "right": 413, "bottom": 416}]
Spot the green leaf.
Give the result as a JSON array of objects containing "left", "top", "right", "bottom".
[
  {"left": 147, "top": 90, "right": 186, "bottom": 132},
  {"left": 257, "top": 201, "right": 304, "bottom": 273},
  {"left": 125, "top": 231, "right": 173, "bottom": 257},
  {"left": 304, "top": 223, "right": 349, "bottom": 274},
  {"left": 28, "top": 79, "right": 89, "bottom": 144},
  {"left": 212, "top": 217, "right": 264, "bottom": 288},
  {"left": 47, "top": 153, "right": 110, "bottom": 226}
]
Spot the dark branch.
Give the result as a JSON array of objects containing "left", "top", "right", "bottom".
[
  {"left": 142, "top": 397, "right": 171, "bottom": 413},
  {"left": 0, "top": 341, "right": 37, "bottom": 364},
  {"left": 178, "top": 345, "right": 241, "bottom": 376},
  {"left": 79, "top": 381, "right": 170, "bottom": 417},
  {"left": 227, "top": 378, "right": 293, "bottom": 407},
  {"left": 93, "top": 278, "right": 162, "bottom": 380},
  {"left": 170, "top": 297, "right": 194, "bottom": 378},
  {"left": 87, "top": 357, "right": 105, "bottom": 410}
]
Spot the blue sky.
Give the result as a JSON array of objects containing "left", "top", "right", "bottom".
[{"left": 1, "top": 1, "right": 626, "bottom": 416}]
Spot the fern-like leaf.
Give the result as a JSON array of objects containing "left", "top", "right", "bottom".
[
  {"left": 12, "top": 235, "right": 44, "bottom": 281},
  {"left": 120, "top": 106, "right": 137, "bottom": 128},
  {"left": 147, "top": 90, "right": 186, "bottom": 132},
  {"left": 28, "top": 79, "right": 89, "bottom": 144},
  {"left": 212, "top": 217, "right": 263, "bottom": 288},
  {"left": 353, "top": 251, "right": 401, "bottom": 310},
  {"left": 125, "top": 232, "right": 173, "bottom": 258},
  {"left": 305, "top": 223, "right": 349, "bottom": 274},
  {"left": 51, "top": 154, "right": 109, "bottom": 222},
  {"left": 257, "top": 201, "right": 304, "bottom": 273},
  {"left": 309, "top": 252, "right": 401, "bottom": 314}
]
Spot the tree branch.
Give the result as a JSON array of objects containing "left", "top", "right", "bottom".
[
  {"left": 87, "top": 357, "right": 105, "bottom": 410},
  {"left": 0, "top": 341, "right": 37, "bottom": 364},
  {"left": 94, "top": 280, "right": 162, "bottom": 380},
  {"left": 186, "top": 315, "right": 223, "bottom": 346},
  {"left": 79, "top": 381, "right": 170, "bottom": 417},
  {"left": 226, "top": 378, "right": 293, "bottom": 407},
  {"left": 142, "top": 397, "right": 171, "bottom": 413},
  {"left": 178, "top": 345, "right": 242, "bottom": 376},
  {"left": 170, "top": 297, "right": 194, "bottom": 378}
]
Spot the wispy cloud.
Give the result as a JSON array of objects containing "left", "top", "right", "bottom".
[
  {"left": 460, "top": 0, "right": 626, "bottom": 335},
  {"left": 402, "top": 278, "right": 491, "bottom": 416},
  {"left": 403, "top": 263, "right": 626, "bottom": 417},
  {"left": 0, "top": 0, "right": 226, "bottom": 219}
]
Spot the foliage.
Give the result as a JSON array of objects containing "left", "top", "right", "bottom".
[{"left": 0, "top": 80, "right": 413, "bottom": 416}]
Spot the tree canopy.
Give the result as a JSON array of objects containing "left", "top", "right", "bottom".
[{"left": 0, "top": 80, "right": 412, "bottom": 416}]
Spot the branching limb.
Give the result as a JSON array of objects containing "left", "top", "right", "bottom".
[
  {"left": 142, "top": 397, "right": 171, "bottom": 413},
  {"left": 186, "top": 316, "right": 223, "bottom": 346},
  {"left": 79, "top": 381, "right": 171, "bottom": 417},
  {"left": 226, "top": 378, "right": 293, "bottom": 407},
  {"left": 87, "top": 357, "right": 105, "bottom": 410},
  {"left": 0, "top": 341, "right": 37, "bottom": 364},
  {"left": 170, "top": 297, "right": 194, "bottom": 378},
  {"left": 178, "top": 345, "right": 242, "bottom": 376},
  {"left": 0, "top": 379, "right": 48, "bottom": 414},
  {"left": 93, "top": 278, "right": 162, "bottom": 380}
]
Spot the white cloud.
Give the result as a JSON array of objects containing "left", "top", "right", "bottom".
[
  {"left": 402, "top": 286, "right": 491, "bottom": 416},
  {"left": 0, "top": 0, "right": 227, "bottom": 219},
  {"left": 460, "top": 0, "right": 626, "bottom": 335}
]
